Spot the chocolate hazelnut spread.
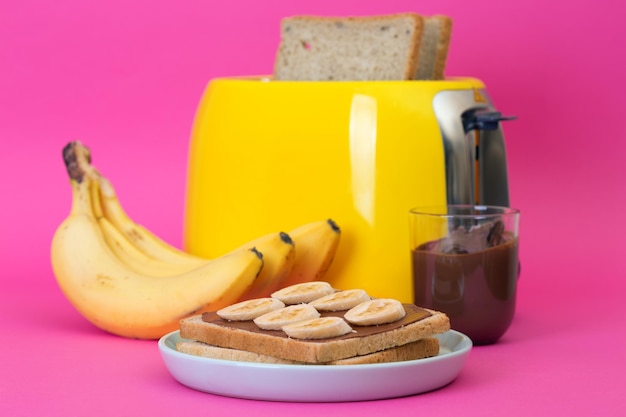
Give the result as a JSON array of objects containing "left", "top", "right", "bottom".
[
  {"left": 202, "top": 304, "right": 432, "bottom": 342},
  {"left": 412, "top": 233, "right": 519, "bottom": 345}
]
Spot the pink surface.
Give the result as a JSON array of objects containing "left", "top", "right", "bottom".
[{"left": 1, "top": 0, "right": 625, "bottom": 415}]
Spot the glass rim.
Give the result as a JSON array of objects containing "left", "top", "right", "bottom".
[{"left": 409, "top": 204, "right": 520, "bottom": 218}]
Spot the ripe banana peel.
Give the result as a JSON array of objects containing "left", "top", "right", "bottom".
[{"left": 51, "top": 141, "right": 343, "bottom": 339}]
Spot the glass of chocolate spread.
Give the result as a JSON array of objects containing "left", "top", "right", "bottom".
[{"left": 409, "top": 205, "right": 520, "bottom": 345}]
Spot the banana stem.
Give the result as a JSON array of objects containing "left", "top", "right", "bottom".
[{"left": 62, "top": 141, "right": 92, "bottom": 183}]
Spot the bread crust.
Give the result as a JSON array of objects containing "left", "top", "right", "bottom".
[
  {"left": 179, "top": 307, "right": 449, "bottom": 363},
  {"left": 431, "top": 15, "right": 453, "bottom": 80}
]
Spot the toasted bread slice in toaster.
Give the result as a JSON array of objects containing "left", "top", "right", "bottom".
[
  {"left": 273, "top": 13, "right": 453, "bottom": 81},
  {"left": 273, "top": 14, "right": 424, "bottom": 81}
]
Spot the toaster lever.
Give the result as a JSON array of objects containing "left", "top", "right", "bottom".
[
  {"left": 461, "top": 109, "right": 516, "bottom": 208},
  {"left": 462, "top": 109, "right": 516, "bottom": 133}
]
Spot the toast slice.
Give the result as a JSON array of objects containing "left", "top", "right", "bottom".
[
  {"left": 179, "top": 305, "right": 449, "bottom": 363},
  {"left": 415, "top": 15, "right": 453, "bottom": 80},
  {"left": 273, "top": 14, "right": 424, "bottom": 81},
  {"left": 176, "top": 337, "right": 440, "bottom": 365}
]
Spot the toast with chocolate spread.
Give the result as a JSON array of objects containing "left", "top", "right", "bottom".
[{"left": 178, "top": 282, "right": 450, "bottom": 364}]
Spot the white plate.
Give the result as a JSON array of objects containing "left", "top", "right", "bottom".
[{"left": 158, "top": 330, "right": 472, "bottom": 402}]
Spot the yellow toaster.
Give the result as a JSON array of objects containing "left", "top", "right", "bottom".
[{"left": 184, "top": 77, "right": 513, "bottom": 302}]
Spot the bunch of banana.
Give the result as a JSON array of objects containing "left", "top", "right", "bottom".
[{"left": 51, "top": 141, "right": 341, "bottom": 339}]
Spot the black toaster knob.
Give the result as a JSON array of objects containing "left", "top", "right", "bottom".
[{"left": 462, "top": 109, "right": 516, "bottom": 133}]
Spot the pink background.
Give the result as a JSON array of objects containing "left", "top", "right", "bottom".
[{"left": 2, "top": 0, "right": 625, "bottom": 415}]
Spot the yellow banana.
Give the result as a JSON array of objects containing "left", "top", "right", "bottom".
[
  {"left": 96, "top": 173, "right": 206, "bottom": 267},
  {"left": 235, "top": 231, "right": 296, "bottom": 300},
  {"left": 281, "top": 219, "right": 341, "bottom": 288},
  {"left": 90, "top": 179, "right": 204, "bottom": 277},
  {"left": 54, "top": 141, "right": 343, "bottom": 337},
  {"left": 51, "top": 143, "right": 264, "bottom": 339}
]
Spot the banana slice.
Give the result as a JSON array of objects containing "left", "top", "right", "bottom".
[
  {"left": 217, "top": 298, "right": 286, "bottom": 321},
  {"left": 253, "top": 303, "right": 320, "bottom": 330},
  {"left": 309, "top": 289, "right": 371, "bottom": 311},
  {"left": 282, "top": 316, "right": 354, "bottom": 340},
  {"left": 344, "top": 299, "right": 406, "bottom": 326},
  {"left": 271, "top": 281, "right": 335, "bottom": 304}
]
